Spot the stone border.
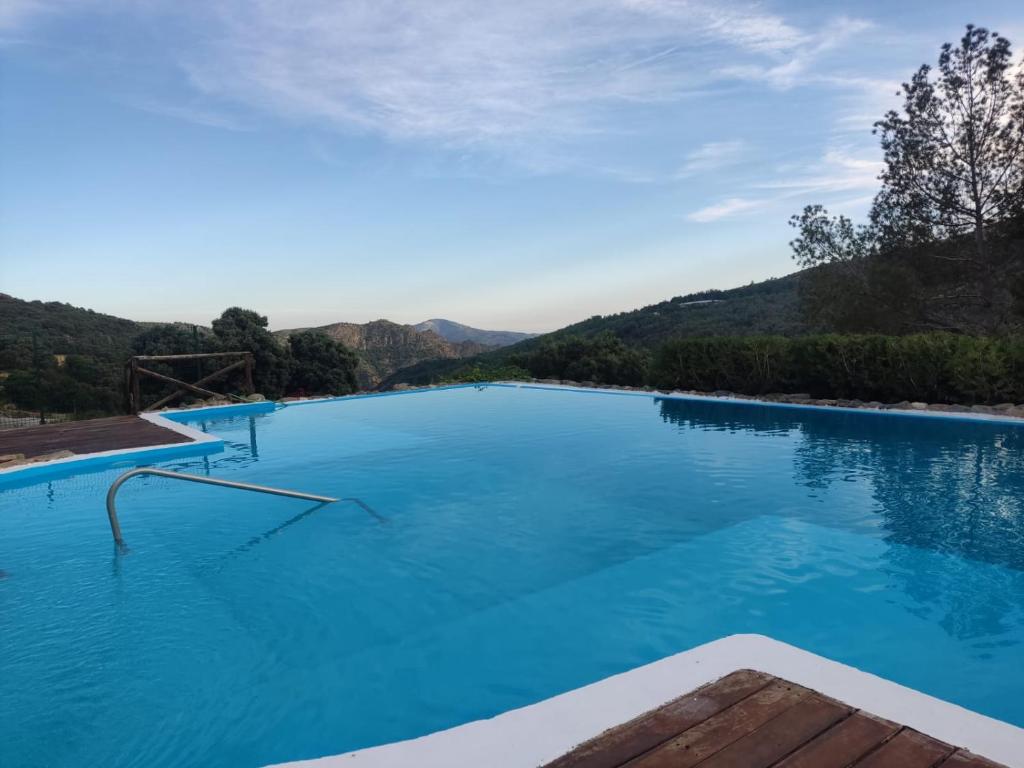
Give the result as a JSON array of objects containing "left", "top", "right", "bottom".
[{"left": 266, "top": 634, "right": 1024, "bottom": 768}]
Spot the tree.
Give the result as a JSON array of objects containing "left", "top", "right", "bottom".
[
  {"left": 792, "top": 25, "right": 1024, "bottom": 334},
  {"left": 872, "top": 25, "right": 1024, "bottom": 327},
  {"left": 286, "top": 330, "right": 359, "bottom": 396},
  {"left": 211, "top": 307, "right": 291, "bottom": 398},
  {"left": 132, "top": 324, "right": 204, "bottom": 357},
  {"left": 516, "top": 332, "right": 650, "bottom": 385}
]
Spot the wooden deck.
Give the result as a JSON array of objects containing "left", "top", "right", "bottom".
[
  {"left": 544, "top": 670, "right": 1006, "bottom": 768},
  {"left": 0, "top": 415, "right": 191, "bottom": 461}
]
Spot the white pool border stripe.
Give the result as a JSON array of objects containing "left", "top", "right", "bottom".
[
  {"left": 496, "top": 381, "right": 1024, "bottom": 427},
  {"left": 269, "top": 634, "right": 1024, "bottom": 768},
  {"left": 137, "top": 411, "right": 223, "bottom": 442}
]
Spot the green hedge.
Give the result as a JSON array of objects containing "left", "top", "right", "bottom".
[{"left": 651, "top": 334, "right": 1024, "bottom": 405}]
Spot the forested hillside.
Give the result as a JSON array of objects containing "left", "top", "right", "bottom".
[{"left": 0, "top": 293, "right": 142, "bottom": 365}]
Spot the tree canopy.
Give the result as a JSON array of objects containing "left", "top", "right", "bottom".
[
  {"left": 791, "top": 25, "right": 1024, "bottom": 334},
  {"left": 286, "top": 329, "right": 359, "bottom": 396}
]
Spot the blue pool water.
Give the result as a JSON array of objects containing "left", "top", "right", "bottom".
[{"left": 2, "top": 385, "right": 1024, "bottom": 767}]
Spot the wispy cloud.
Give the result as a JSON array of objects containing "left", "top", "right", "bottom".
[
  {"left": 754, "top": 149, "right": 882, "bottom": 195},
  {"left": 677, "top": 140, "right": 747, "bottom": 177},
  {"left": 126, "top": 97, "right": 252, "bottom": 131},
  {"left": 3, "top": 0, "right": 879, "bottom": 172},
  {"left": 687, "top": 148, "right": 882, "bottom": 223},
  {"left": 716, "top": 16, "right": 874, "bottom": 89},
  {"left": 170, "top": 0, "right": 868, "bottom": 153},
  {"left": 686, "top": 197, "right": 763, "bottom": 222}
]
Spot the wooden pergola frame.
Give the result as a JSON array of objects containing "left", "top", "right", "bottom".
[{"left": 126, "top": 352, "right": 254, "bottom": 413}]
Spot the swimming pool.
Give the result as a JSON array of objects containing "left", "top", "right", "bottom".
[{"left": 2, "top": 384, "right": 1023, "bottom": 767}]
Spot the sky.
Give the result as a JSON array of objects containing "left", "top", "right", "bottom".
[{"left": 1, "top": 1, "right": 1022, "bottom": 332}]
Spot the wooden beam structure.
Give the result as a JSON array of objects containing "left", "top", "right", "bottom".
[{"left": 125, "top": 352, "right": 255, "bottom": 413}]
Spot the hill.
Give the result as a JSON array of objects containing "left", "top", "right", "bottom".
[
  {"left": 551, "top": 273, "right": 805, "bottom": 347},
  {"left": 380, "top": 272, "right": 809, "bottom": 388},
  {"left": 413, "top": 319, "right": 535, "bottom": 347},
  {"left": 0, "top": 293, "right": 143, "bottom": 364},
  {"left": 275, "top": 319, "right": 490, "bottom": 388}
]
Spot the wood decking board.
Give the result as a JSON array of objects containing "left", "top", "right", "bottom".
[
  {"left": 0, "top": 416, "right": 191, "bottom": 461},
  {"left": 625, "top": 681, "right": 812, "bottom": 768},
  {"left": 542, "top": 670, "right": 1009, "bottom": 768},
  {"left": 773, "top": 712, "right": 901, "bottom": 768},
  {"left": 546, "top": 670, "right": 774, "bottom": 768}
]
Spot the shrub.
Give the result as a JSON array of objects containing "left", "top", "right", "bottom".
[{"left": 652, "top": 334, "right": 1024, "bottom": 405}]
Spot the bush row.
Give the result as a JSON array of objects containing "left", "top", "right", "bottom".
[{"left": 650, "top": 334, "right": 1024, "bottom": 405}]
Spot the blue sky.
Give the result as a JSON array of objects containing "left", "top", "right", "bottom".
[{"left": 1, "top": 1, "right": 1021, "bottom": 332}]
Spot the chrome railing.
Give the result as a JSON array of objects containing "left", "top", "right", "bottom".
[{"left": 106, "top": 468, "right": 338, "bottom": 546}]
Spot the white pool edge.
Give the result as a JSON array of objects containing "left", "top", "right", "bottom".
[
  {"left": 268, "top": 634, "right": 1024, "bottom": 768},
  {"left": 496, "top": 381, "right": 1024, "bottom": 426}
]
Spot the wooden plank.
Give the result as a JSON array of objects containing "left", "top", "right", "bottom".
[
  {"left": 695, "top": 694, "right": 851, "bottom": 768},
  {"left": 852, "top": 728, "right": 955, "bottom": 768},
  {"left": 544, "top": 670, "right": 774, "bottom": 768},
  {"left": 625, "top": 679, "right": 811, "bottom": 768},
  {"left": 145, "top": 358, "right": 248, "bottom": 411},
  {"left": 0, "top": 416, "right": 191, "bottom": 460},
  {"left": 938, "top": 750, "right": 1008, "bottom": 768},
  {"left": 774, "top": 711, "right": 901, "bottom": 768},
  {"left": 132, "top": 352, "right": 250, "bottom": 362}
]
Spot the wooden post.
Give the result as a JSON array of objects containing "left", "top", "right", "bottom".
[
  {"left": 130, "top": 359, "right": 140, "bottom": 415},
  {"left": 243, "top": 353, "right": 255, "bottom": 395}
]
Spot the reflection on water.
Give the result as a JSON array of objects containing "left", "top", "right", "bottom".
[{"left": 656, "top": 397, "right": 1024, "bottom": 572}]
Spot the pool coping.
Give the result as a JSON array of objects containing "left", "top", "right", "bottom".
[
  {"left": 495, "top": 381, "right": 1024, "bottom": 426},
  {"left": 2, "top": 380, "right": 1021, "bottom": 485},
  {"left": 267, "top": 634, "right": 1024, "bottom": 768}
]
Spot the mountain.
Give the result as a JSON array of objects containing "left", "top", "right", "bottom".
[
  {"left": 274, "top": 319, "right": 491, "bottom": 388},
  {"left": 380, "top": 272, "right": 809, "bottom": 388},
  {"left": 413, "top": 319, "right": 536, "bottom": 347}
]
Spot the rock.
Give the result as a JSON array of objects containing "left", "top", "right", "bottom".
[
  {"left": 992, "top": 403, "right": 1015, "bottom": 412},
  {"left": 0, "top": 453, "right": 26, "bottom": 465},
  {"left": 970, "top": 404, "right": 995, "bottom": 414},
  {"left": 865, "top": 401, "right": 884, "bottom": 409},
  {"left": 909, "top": 402, "right": 928, "bottom": 410},
  {"left": 391, "top": 383, "right": 412, "bottom": 391},
  {"left": 29, "top": 450, "right": 75, "bottom": 463},
  {"left": 245, "top": 393, "right": 266, "bottom": 402}
]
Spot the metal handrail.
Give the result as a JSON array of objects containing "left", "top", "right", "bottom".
[{"left": 106, "top": 468, "right": 338, "bottom": 546}]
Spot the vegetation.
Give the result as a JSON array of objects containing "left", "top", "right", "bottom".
[
  {"left": 287, "top": 329, "right": 359, "bottom": 396},
  {"left": 515, "top": 333, "right": 650, "bottom": 385},
  {"left": 0, "top": 299, "right": 360, "bottom": 416},
  {"left": 791, "top": 25, "right": 1024, "bottom": 334},
  {"left": 652, "top": 334, "right": 1024, "bottom": 405}
]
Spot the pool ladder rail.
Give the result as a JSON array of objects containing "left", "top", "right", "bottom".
[{"left": 105, "top": 468, "right": 338, "bottom": 547}]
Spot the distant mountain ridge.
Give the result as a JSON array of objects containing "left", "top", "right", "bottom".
[
  {"left": 413, "top": 318, "right": 536, "bottom": 347},
  {"left": 380, "top": 271, "right": 810, "bottom": 387},
  {"left": 274, "top": 319, "right": 492, "bottom": 388}
]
